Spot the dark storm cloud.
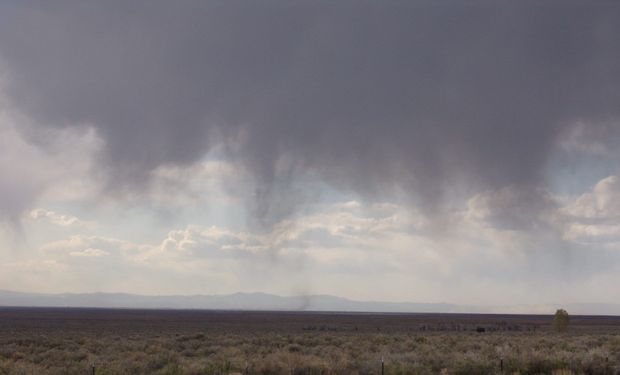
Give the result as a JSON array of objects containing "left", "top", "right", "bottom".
[{"left": 1, "top": 0, "right": 619, "bottom": 221}]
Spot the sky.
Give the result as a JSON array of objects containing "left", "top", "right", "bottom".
[{"left": 1, "top": 0, "right": 620, "bottom": 309}]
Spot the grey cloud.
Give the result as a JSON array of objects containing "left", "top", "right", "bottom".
[
  {"left": 1, "top": 1, "right": 620, "bottom": 222},
  {"left": 466, "top": 186, "right": 558, "bottom": 231}
]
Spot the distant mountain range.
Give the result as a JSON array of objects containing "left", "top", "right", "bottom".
[{"left": 1, "top": 290, "right": 619, "bottom": 315}]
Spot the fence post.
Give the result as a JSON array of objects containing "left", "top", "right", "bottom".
[
  {"left": 91, "top": 363, "right": 96, "bottom": 375},
  {"left": 381, "top": 356, "right": 384, "bottom": 375},
  {"left": 500, "top": 358, "right": 503, "bottom": 372}
]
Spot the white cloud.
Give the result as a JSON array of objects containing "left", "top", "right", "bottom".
[
  {"left": 28, "top": 208, "right": 84, "bottom": 227},
  {"left": 565, "top": 176, "right": 620, "bottom": 220},
  {"left": 3, "top": 195, "right": 619, "bottom": 305},
  {"left": 159, "top": 226, "right": 260, "bottom": 258},
  {"left": 42, "top": 235, "right": 149, "bottom": 258},
  {"left": 563, "top": 223, "right": 620, "bottom": 243},
  {"left": 555, "top": 175, "right": 620, "bottom": 246},
  {"left": 69, "top": 248, "right": 109, "bottom": 257},
  {"left": 25, "top": 201, "right": 427, "bottom": 296}
]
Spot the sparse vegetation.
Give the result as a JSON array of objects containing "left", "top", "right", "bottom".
[{"left": 0, "top": 308, "right": 618, "bottom": 374}]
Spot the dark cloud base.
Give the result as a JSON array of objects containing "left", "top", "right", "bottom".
[{"left": 1, "top": 0, "right": 619, "bottom": 222}]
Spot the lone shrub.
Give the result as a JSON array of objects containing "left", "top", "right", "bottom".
[{"left": 553, "top": 309, "right": 570, "bottom": 332}]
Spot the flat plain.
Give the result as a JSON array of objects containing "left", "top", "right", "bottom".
[{"left": 1, "top": 307, "right": 619, "bottom": 375}]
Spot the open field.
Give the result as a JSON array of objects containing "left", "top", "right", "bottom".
[{"left": 1, "top": 308, "right": 620, "bottom": 375}]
